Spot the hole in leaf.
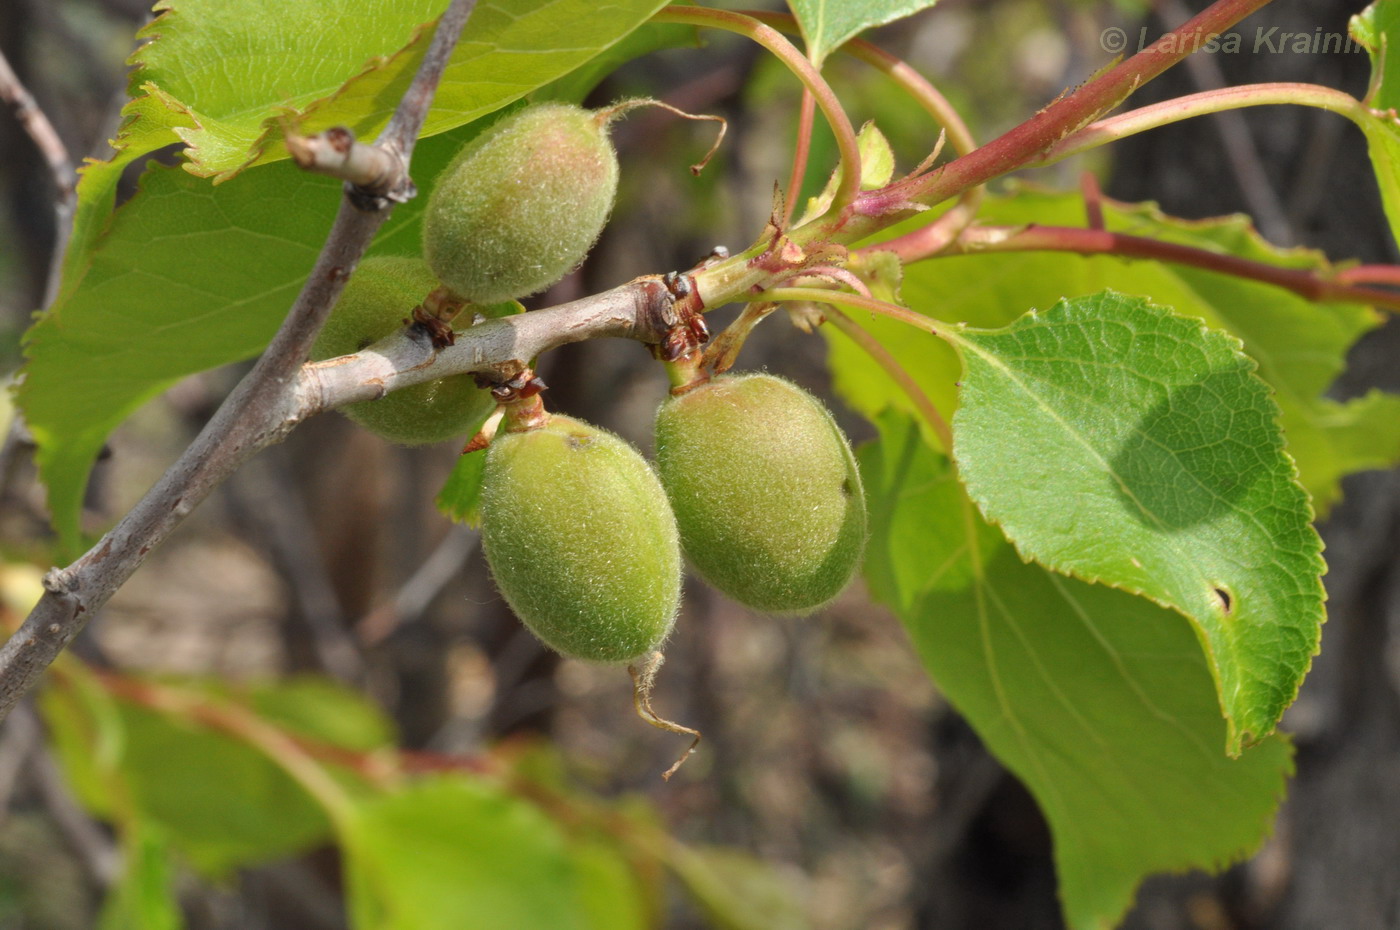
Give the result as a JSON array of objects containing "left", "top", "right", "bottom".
[{"left": 1213, "top": 586, "right": 1233, "bottom": 614}]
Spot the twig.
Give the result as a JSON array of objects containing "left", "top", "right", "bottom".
[
  {"left": 96, "top": 671, "right": 357, "bottom": 822},
  {"left": 0, "top": 46, "right": 77, "bottom": 503},
  {"left": 1337, "top": 265, "right": 1400, "bottom": 288},
  {"left": 747, "top": 9, "right": 977, "bottom": 156},
  {"left": 26, "top": 711, "right": 122, "bottom": 886},
  {"left": 225, "top": 449, "right": 365, "bottom": 684},
  {"left": 755, "top": 287, "right": 943, "bottom": 337},
  {"left": 93, "top": 668, "right": 497, "bottom": 784},
  {"left": 0, "top": 45, "right": 76, "bottom": 308},
  {"left": 1080, "top": 170, "right": 1105, "bottom": 231},
  {"left": 356, "top": 524, "right": 480, "bottom": 646},
  {"left": 0, "top": 0, "right": 481, "bottom": 723},
  {"left": 285, "top": 125, "right": 406, "bottom": 193},
  {"left": 0, "top": 699, "right": 41, "bottom": 822},
  {"left": 1035, "top": 83, "right": 1372, "bottom": 166},
  {"left": 296, "top": 277, "right": 681, "bottom": 412}
]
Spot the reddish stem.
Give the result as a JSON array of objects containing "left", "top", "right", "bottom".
[
  {"left": 95, "top": 670, "right": 499, "bottom": 783},
  {"left": 745, "top": 9, "right": 977, "bottom": 157},
  {"left": 1335, "top": 265, "right": 1400, "bottom": 288},
  {"left": 957, "top": 225, "right": 1400, "bottom": 312},
  {"left": 822, "top": 307, "right": 954, "bottom": 452},
  {"left": 1080, "top": 171, "right": 1105, "bottom": 231},
  {"left": 784, "top": 89, "right": 817, "bottom": 225},
  {"left": 853, "top": 0, "right": 1276, "bottom": 227}
]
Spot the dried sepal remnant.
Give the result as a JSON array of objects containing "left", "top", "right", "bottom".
[
  {"left": 655, "top": 373, "right": 868, "bottom": 613},
  {"left": 629, "top": 650, "right": 702, "bottom": 781},
  {"left": 311, "top": 256, "right": 495, "bottom": 445},
  {"left": 423, "top": 103, "right": 620, "bottom": 305},
  {"left": 479, "top": 414, "right": 681, "bottom": 663}
]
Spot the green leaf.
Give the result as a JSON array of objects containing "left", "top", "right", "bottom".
[
  {"left": 786, "top": 0, "right": 940, "bottom": 65},
  {"left": 127, "top": 0, "right": 439, "bottom": 178},
  {"left": 342, "top": 776, "right": 590, "bottom": 930},
  {"left": 831, "top": 189, "right": 1400, "bottom": 513},
  {"left": 21, "top": 122, "right": 482, "bottom": 551},
  {"left": 1351, "top": 0, "right": 1400, "bottom": 250},
  {"left": 1355, "top": 0, "right": 1400, "bottom": 107},
  {"left": 98, "top": 824, "right": 182, "bottom": 930},
  {"left": 796, "top": 121, "right": 897, "bottom": 225},
  {"left": 436, "top": 450, "right": 489, "bottom": 526},
  {"left": 233, "top": 0, "right": 673, "bottom": 180},
  {"left": 24, "top": 160, "right": 336, "bottom": 553},
  {"left": 63, "top": 0, "right": 669, "bottom": 291},
  {"left": 573, "top": 838, "right": 652, "bottom": 930},
  {"left": 39, "top": 673, "right": 127, "bottom": 816},
  {"left": 42, "top": 674, "right": 384, "bottom": 876},
  {"left": 667, "top": 844, "right": 807, "bottom": 930},
  {"left": 946, "top": 291, "right": 1325, "bottom": 752},
  {"left": 858, "top": 410, "right": 1292, "bottom": 930},
  {"left": 248, "top": 675, "right": 396, "bottom": 751},
  {"left": 530, "top": 21, "right": 701, "bottom": 106},
  {"left": 855, "top": 409, "right": 1002, "bottom": 613}
]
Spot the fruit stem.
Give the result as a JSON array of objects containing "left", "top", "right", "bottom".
[
  {"left": 500, "top": 394, "right": 549, "bottom": 433},
  {"left": 664, "top": 354, "right": 708, "bottom": 394},
  {"left": 700, "top": 301, "right": 776, "bottom": 374},
  {"left": 414, "top": 286, "right": 470, "bottom": 348},
  {"left": 628, "top": 651, "right": 701, "bottom": 781}
]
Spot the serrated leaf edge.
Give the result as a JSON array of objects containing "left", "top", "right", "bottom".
[{"left": 945, "top": 291, "right": 1327, "bottom": 754}]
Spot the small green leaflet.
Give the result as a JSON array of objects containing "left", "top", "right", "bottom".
[
  {"left": 436, "top": 448, "right": 489, "bottom": 527},
  {"left": 786, "top": 0, "right": 940, "bottom": 65},
  {"left": 796, "top": 121, "right": 897, "bottom": 225},
  {"left": 1350, "top": 0, "right": 1400, "bottom": 249},
  {"left": 857, "top": 410, "right": 1292, "bottom": 930},
  {"left": 945, "top": 291, "right": 1325, "bottom": 754}
]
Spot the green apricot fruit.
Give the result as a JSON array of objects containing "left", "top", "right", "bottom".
[
  {"left": 423, "top": 103, "right": 619, "bottom": 304},
  {"left": 480, "top": 415, "right": 681, "bottom": 663},
  {"left": 311, "top": 256, "right": 496, "bottom": 445},
  {"left": 654, "top": 374, "right": 867, "bottom": 614}
]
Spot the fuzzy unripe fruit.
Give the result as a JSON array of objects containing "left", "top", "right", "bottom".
[
  {"left": 311, "top": 256, "right": 496, "bottom": 445},
  {"left": 654, "top": 374, "right": 867, "bottom": 614},
  {"left": 423, "top": 103, "right": 619, "bottom": 305},
  {"left": 480, "top": 415, "right": 681, "bottom": 663}
]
